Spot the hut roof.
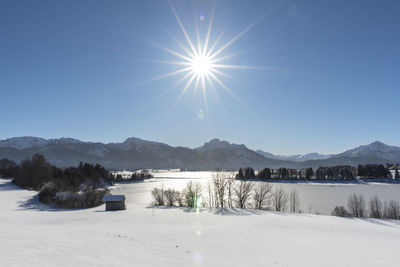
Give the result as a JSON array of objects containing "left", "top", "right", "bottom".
[{"left": 102, "top": 195, "right": 125, "bottom": 202}]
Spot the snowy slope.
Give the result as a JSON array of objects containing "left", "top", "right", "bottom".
[
  {"left": 256, "top": 150, "right": 331, "bottom": 162},
  {"left": 333, "top": 141, "right": 400, "bottom": 161},
  {"left": 1, "top": 179, "right": 400, "bottom": 267}
]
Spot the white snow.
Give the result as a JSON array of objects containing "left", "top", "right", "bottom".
[{"left": 1, "top": 178, "right": 400, "bottom": 267}]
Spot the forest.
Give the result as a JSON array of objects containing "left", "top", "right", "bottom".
[{"left": 0, "top": 154, "right": 114, "bottom": 208}]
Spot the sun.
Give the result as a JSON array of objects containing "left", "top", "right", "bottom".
[
  {"left": 146, "top": 1, "right": 265, "bottom": 107},
  {"left": 191, "top": 55, "right": 211, "bottom": 77}
]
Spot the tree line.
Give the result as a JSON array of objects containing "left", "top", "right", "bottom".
[
  {"left": 0, "top": 154, "right": 114, "bottom": 208},
  {"left": 332, "top": 194, "right": 400, "bottom": 220},
  {"left": 115, "top": 170, "right": 153, "bottom": 182},
  {"left": 236, "top": 163, "right": 399, "bottom": 181}
]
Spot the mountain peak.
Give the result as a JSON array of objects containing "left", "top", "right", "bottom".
[
  {"left": 0, "top": 136, "right": 49, "bottom": 149},
  {"left": 198, "top": 138, "right": 250, "bottom": 152},
  {"left": 368, "top": 141, "right": 387, "bottom": 147}
]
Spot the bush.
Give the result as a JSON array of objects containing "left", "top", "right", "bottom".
[
  {"left": 38, "top": 182, "right": 58, "bottom": 203},
  {"left": 331, "top": 206, "right": 350, "bottom": 217},
  {"left": 151, "top": 186, "right": 165, "bottom": 205},
  {"left": 347, "top": 193, "right": 366, "bottom": 217},
  {"left": 54, "top": 192, "right": 82, "bottom": 208},
  {"left": 53, "top": 187, "right": 107, "bottom": 209},
  {"left": 273, "top": 187, "right": 288, "bottom": 212},
  {"left": 182, "top": 181, "right": 202, "bottom": 207},
  {"left": 164, "top": 188, "right": 180, "bottom": 206},
  {"left": 384, "top": 200, "right": 400, "bottom": 220},
  {"left": 80, "top": 185, "right": 107, "bottom": 208},
  {"left": 369, "top": 196, "right": 383, "bottom": 218}
]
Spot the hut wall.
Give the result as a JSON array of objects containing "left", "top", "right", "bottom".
[{"left": 105, "top": 201, "right": 125, "bottom": 210}]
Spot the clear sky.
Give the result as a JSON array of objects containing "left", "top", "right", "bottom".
[{"left": 1, "top": 0, "right": 399, "bottom": 155}]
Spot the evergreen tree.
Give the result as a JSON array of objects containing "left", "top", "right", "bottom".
[{"left": 305, "top": 168, "right": 314, "bottom": 179}]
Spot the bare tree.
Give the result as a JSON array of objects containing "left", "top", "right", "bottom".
[
  {"left": 212, "top": 172, "right": 228, "bottom": 208},
  {"left": 368, "top": 195, "right": 383, "bottom": 218},
  {"left": 151, "top": 185, "right": 165, "bottom": 205},
  {"left": 234, "top": 180, "right": 253, "bottom": 208},
  {"left": 331, "top": 206, "right": 349, "bottom": 217},
  {"left": 273, "top": 187, "right": 288, "bottom": 212},
  {"left": 347, "top": 193, "right": 366, "bottom": 217},
  {"left": 253, "top": 182, "right": 273, "bottom": 210},
  {"left": 289, "top": 189, "right": 300, "bottom": 213},
  {"left": 384, "top": 199, "right": 400, "bottom": 220},
  {"left": 226, "top": 178, "right": 235, "bottom": 208},
  {"left": 206, "top": 180, "right": 214, "bottom": 208}
]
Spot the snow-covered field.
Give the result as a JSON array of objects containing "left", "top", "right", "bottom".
[
  {"left": 111, "top": 171, "right": 400, "bottom": 215},
  {"left": 1, "top": 178, "right": 400, "bottom": 267}
]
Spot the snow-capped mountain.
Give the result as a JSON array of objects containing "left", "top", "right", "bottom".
[
  {"left": 332, "top": 141, "right": 400, "bottom": 162},
  {"left": 0, "top": 137, "right": 400, "bottom": 169},
  {"left": 0, "top": 136, "right": 49, "bottom": 149},
  {"left": 195, "top": 139, "right": 289, "bottom": 169},
  {"left": 256, "top": 150, "right": 330, "bottom": 162}
]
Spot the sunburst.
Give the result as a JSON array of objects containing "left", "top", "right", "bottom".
[{"left": 148, "top": 1, "right": 265, "bottom": 107}]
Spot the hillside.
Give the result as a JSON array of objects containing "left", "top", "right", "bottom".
[
  {"left": 1, "top": 137, "right": 400, "bottom": 170},
  {"left": 1, "top": 179, "right": 399, "bottom": 267}
]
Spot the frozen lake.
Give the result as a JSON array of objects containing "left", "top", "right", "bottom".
[{"left": 112, "top": 171, "right": 400, "bottom": 215}]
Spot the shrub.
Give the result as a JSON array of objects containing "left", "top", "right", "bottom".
[
  {"left": 38, "top": 182, "right": 58, "bottom": 203},
  {"left": 368, "top": 196, "right": 383, "bottom": 218},
  {"left": 331, "top": 206, "right": 350, "bottom": 217},
  {"left": 182, "top": 181, "right": 202, "bottom": 207},
  {"left": 151, "top": 186, "right": 165, "bottom": 205},
  {"left": 164, "top": 188, "right": 180, "bottom": 206},
  {"left": 347, "top": 193, "right": 366, "bottom": 217},
  {"left": 273, "top": 187, "right": 288, "bottom": 212},
  {"left": 384, "top": 200, "right": 400, "bottom": 220},
  {"left": 53, "top": 187, "right": 107, "bottom": 209}
]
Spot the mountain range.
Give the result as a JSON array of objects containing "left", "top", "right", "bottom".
[{"left": 0, "top": 137, "right": 399, "bottom": 170}]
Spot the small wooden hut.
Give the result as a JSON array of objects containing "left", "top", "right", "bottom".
[{"left": 102, "top": 195, "right": 126, "bottom": 211}]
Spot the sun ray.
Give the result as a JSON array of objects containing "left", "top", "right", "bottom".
[
  {"left": 168, "top": 0, "right": 198, "bottom": 57},
  {"left": 209, "top": 15, "right": 265, "bottom": 60},
  {"left": 147, "top": 60, "right": 192, "bottom": 66},
  {"left": 209, "top": 68, "right": 237, "bottom": 81},
  {"left": 202, "top": 6, "right": 215, "bottom": 56},
  {"left": 160, "top": 24, "right": 196, "bottom": 59},
  {"left": 206, "top": 28, "right": 225, "bottom": 58},
  {"left": 136, "top": 66, "right": 192, "bottom": 86},
  {"left": 192, "top": 75, "right": 201, "bottom": 100},
  {"left": 172, "top": 38, "right": 196, "bottom": 59},
  {"left": 149, "top": 42, "right": 193, "bottom": 62},
  {"left": 207, "top": 71, "right": 240, "bottom": 102},
  {"left": 171, "top": 70, "right": 195, "bottom": 88},
  {"left": 173, "top": 72, "right": 196, "bottom": 108},
  {"left": 194, "top": 6, "right": 202, "bottom": 55},
  {"left": 212, "top": 63, "right": 265, "bottom": 70},
  {"left": 144, "top": 2, "right": 270, "bottom": 112},
  {"left": 210, "top": 52, "right": 241, "bottom": 63},
  {"left": 201, "top": 74, "right": 208, "bottom": 109},
  {"left": 205, "top": 72, "right": 221, "bottom": 102}
]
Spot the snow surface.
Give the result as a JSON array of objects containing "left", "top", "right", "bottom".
[{"left": 1, "top": 179, "right": 400, "bottom": 267}]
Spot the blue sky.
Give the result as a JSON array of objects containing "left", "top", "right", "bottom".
[{"left": 1, "top": 0, "right": 399, "bottom": 155}]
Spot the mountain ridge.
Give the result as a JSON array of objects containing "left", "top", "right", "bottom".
[{"left": 0, "top": 136, "right": 399, "bottom": 170}]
